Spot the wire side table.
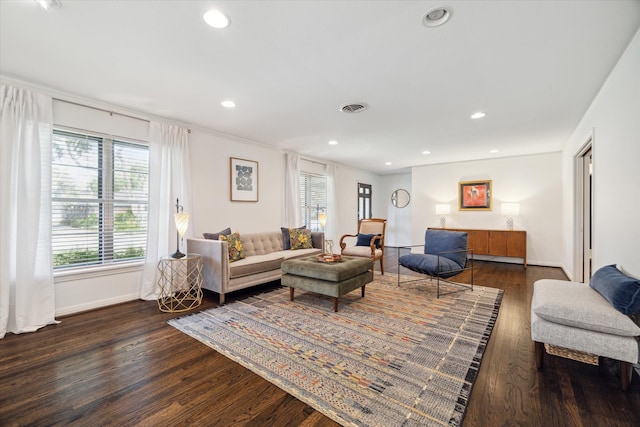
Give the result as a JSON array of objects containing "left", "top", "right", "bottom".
[{"left": 157, "top": 253, "right": 203, "bottom": 313}]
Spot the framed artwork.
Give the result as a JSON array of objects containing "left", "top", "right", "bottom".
[
  {"left": 230, "top": 157, "right": 258, "bottom": 202},
  {"left": 459, "top": 180, "right": 492, "bottom": 210}
]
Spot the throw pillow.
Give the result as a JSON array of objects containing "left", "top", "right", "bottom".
[
  {"left": 219, "top": 232, "right": 246, "bottom": 262},
  {"left": 356, "top": 233, "right": 381, "bottom": 249},
  {"left": 289, "top": 228, "right": 313, "bottom": 250},
  {"left": 589, "top": 264, "right": 640, "bottom": 315},
  {"left": 281, "top": 226, "right": 305, "bottom": 250},
  {"left": 203, "top": 227, "right": 232, "bottom": 240}
]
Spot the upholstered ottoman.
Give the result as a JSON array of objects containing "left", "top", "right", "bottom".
[
  {"left": 281, "top": 256, "right": 373, "bottom": 312},
  {"left": 531, "top": 270, "right": 640, "bottom": 391}
]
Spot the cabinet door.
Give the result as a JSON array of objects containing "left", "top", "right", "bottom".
[
  {"left": 467, "top": 230, "right": 489, "bottom": 255},
  {"left": 506, "top": 231, "right": 526, "bottom": 258},
  {"left": 488, "top": 231, "right": 508, "bottom": 256}
]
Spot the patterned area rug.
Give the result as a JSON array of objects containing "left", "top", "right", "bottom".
[{"left": 169, "top": 274, "right": 503, "bottom": 427}]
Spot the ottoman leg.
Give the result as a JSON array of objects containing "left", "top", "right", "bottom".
[
  {"left": 333, "top": 297, "right": 339, "bottom": 312},
  {"left": 535, "top": 341, "right": 544, "bottom": 369},
  {"left": 290, "top": 287, "right": 295, "bottom": 302}
]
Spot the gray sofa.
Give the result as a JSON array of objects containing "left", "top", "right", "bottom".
[{"left": 187, "top": 231, "right": 324, "bottom": 304}]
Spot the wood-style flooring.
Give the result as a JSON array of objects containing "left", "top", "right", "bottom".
[{"left": 1, "top": 254, "right": 639, "bottom": 426}]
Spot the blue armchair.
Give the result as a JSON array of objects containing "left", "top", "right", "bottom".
[{"left": 398, "top": 229, "right": 473, "bottom": 297}]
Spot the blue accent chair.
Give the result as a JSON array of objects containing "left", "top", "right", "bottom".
[{"left": 398, "top": 229, "right": 473, "bottom": 297}]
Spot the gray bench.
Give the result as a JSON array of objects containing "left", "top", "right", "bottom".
[{"left": 281, "top": 256, "right": 373, "bottom": 312}]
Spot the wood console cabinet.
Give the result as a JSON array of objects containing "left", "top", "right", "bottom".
[{"left": 430, "top": 228, "right": 527, "bottom": 267}]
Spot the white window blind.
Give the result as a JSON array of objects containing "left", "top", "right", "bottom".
[
  {"left": 299, "top": 172, "right": 326, "bottom": 231},
  {"left": 52, "top": 129, "right": 149, "bottom": 269}
]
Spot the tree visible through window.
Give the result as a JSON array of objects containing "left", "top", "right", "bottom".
[
  {"left": 52, "top": 130, "right": 149, "bottom": 269},
  {"left": 299, "top": 172, "right": 326, "bottom": 231}
]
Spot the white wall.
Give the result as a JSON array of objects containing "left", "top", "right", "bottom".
[
  {"left": 409, "top": 153, "right": 564, "bottom": 266},
  {"left": 563, "top": 29, "right": 640, "bottom": 280},
  {"left": 189, "top": 128, "right": 284, "bottom": 236},
  {"left": 380, "top": 173, "right": 412, "bottom": 247}
]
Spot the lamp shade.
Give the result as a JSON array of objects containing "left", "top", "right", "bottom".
[
  {"left": 501, "top": 203, "right": 520, "bottom": 217},
  {"left": 318, "top": 213, "right": 327, "bottom": 228},
  {"left": 435, "top": 204, "right": 451, "bottom": 215},
  {"left": 174, "top": 212, "right": 190, "bottom": 237}
]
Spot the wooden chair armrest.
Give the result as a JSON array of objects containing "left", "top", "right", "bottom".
[{"left": 339, "top": 233, "right": 358, "bottom": 249}]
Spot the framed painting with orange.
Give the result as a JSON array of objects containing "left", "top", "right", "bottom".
[{"left": 459, "top": 180, "right": 492, "bottom": 210}]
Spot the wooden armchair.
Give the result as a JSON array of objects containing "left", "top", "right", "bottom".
[{"left": 339, "top": 218, "right": 387, "bottom": 274}]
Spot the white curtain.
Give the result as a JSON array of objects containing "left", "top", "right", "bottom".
[
  {"left": 284, "top": 152, "right": 300, "bottom": 227},
  {"left": 139, "top": 122, "right": 192, "bottom": 300},
  {"left": 325, "top": 163, "right": 339, "bottom": 242},
  {"left": 0, "top": 85, "right": 57, "bottom": 338}
]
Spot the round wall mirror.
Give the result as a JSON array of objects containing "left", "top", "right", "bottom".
[{"left": 391, "top": 189, "right": 410, "bottom": 208}]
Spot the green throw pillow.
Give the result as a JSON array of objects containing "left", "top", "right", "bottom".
[
  {"left": 220, "top": 231, "right": 246, "bottom": 262},
  {"left": 289, "top": 228, "right": 313, "bottom": 250}
]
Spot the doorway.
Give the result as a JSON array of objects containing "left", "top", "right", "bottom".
[
  {"left": 358, "top": 183, "right": 372, "bottom": 223},
  {"left": 575, "top": 140, "right": 592, "bottom": 283}
]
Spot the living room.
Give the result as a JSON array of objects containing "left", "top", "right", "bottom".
[{"left": 1, "top": 1, "right": 639, "bottom": 425}]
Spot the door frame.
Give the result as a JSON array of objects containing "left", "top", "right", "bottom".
[{"left": 574, "top": 134, "right": 593, "bottom": 283}]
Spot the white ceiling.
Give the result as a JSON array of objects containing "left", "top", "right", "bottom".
[{"left": 1, "top": 1, "right": 639, "bottom": 174}]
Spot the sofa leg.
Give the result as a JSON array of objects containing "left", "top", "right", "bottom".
[
  {"left": 621, "top": 361, "right": 632, "bottom": 392},
  {"left": 219, "top": 293, "right": 225, "bottom": 305},
  {"left": 333, "top": 297, "right": 339, "bottom": 312},
  {"left": 535, "top": 341, "right": 544, "bottom": 369},
  {"left": 289, "top": 287, "right": 295, "bottom": 302},
  {"left": 361, "top": 285, "right": 366, "bottom": 298}
]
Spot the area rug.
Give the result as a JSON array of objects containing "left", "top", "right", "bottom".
[{"left": 169, "top": 275, "right": 503, "bottom": 427}]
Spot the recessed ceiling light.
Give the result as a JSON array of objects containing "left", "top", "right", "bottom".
[
  {"left": 422, "top": 7, "right": 452, "bottom": 27},
  {"left": 490, "top": 149, "right": 499, "bottom": 153},
  {"left": 328, "top": 140, "right": 338, "bottom": 145},
  {"left": 221, "top": 100, "right": 236, "bottom": 108},
  {"left": 385, "top": 162, "right": 393, "bottom": 166},
  {"left": 471, "top": 112, "right": 486, "bottom": 119},
  {"left": 203, "top": 10, "right": 230, "bottom": 29},
  {"left": 422, "top": 150, "right": 431, "bottom": 155},
  {"left": 36, "top": 0, "right": 61, "bottom": 10}
]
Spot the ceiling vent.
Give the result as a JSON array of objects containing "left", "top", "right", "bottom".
[{"left": 340, "top": 103, "right": 368, "bottom": 113}]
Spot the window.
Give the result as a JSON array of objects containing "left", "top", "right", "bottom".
[
  {"left": 52, "top": 129, "right": 149, "bottom": 269},
  {"left": 299, "top": 172, "right": 326, "bottom": 231}
]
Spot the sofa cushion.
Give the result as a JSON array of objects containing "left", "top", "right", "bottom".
[
  {"left": 424, "top": 229, "right": 468, "bottom": 268},
  {"left": 281, "top": 226, "right": 305, "bottom": 250},
  {"left": 203, "top": 227, "right": 231, "bottom": 240},
  {"left": 398, "top": 253, "right": 465, "bottom": 279},
  {"left": 229, "top": 253, "right": 284, "bottom": 279},
  {"left": 532, "top": 279, "right": 640, "bottom": 337},
  {"left": 356, "top": 233, "right": 381, "bottom": 249},
  {"left": 220, "top": 232, "right": 246, "bottom": 262},
  {"left": 589, "top": 264, "right": 640, "bottom": 315},
  {"left": 290, "top": 228, "right": 313, "bottom": 250}
]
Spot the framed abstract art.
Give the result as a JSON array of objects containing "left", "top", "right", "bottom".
[
  {"left": 230, "top": 157, "right": 258, "bottom": 202},
  {"left": 459, "top": 180, "right": 492, "bottom": 210}
]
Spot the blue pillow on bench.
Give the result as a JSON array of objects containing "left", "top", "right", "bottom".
[{"left": 589, "top": 264, "right": 640, "bottom": 315}]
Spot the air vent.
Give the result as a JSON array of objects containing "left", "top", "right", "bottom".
[{"left": 340, "top": 103, "right": 368, "bottom": 113}]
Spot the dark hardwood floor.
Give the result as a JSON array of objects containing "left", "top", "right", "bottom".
[{"left": 1, "top": 254, "right": 639, "bottom": 426}]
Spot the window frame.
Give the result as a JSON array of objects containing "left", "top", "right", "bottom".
[
  {"left": 299, "top": 171, "right": 327, "bottom": 232},
  {"left": 51, "top": 127, "right": 149, "bottom": 274}
]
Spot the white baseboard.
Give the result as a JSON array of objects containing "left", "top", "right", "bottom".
[{"left": 55, "top": 293, "right": 140, "bottom": 317}]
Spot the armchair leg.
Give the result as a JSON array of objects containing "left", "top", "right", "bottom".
[{"left": 379, "top": 258, "right": 384, "bottom": 275}]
